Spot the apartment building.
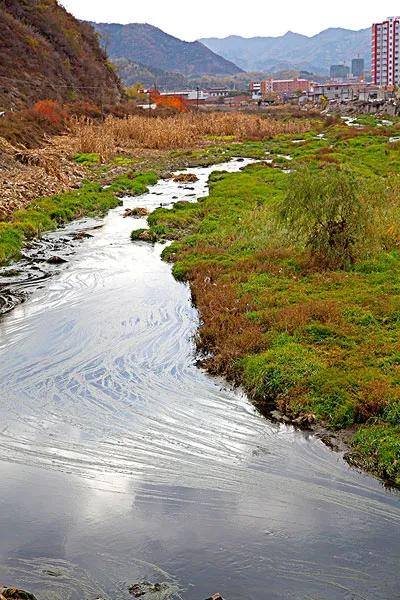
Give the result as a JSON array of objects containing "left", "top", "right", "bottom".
[{"left": 372, "top": 16, "right": 400, "bottom": 85}]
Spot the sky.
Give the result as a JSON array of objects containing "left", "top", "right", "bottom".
[{"left": 59, "top": 1, "right": 400, "bottom": 40}]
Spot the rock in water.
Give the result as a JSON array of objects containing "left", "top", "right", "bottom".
[
  {"left": 173, "top": 173, "right": 199, "bottom": 183},
  {"left": 128, "top": 581, "right": 176, "bottom": 598},
  {"left": 46, "top": 255, "right": 68, "bottom": 264},
  {"left": 0, "top": 588, "right": 38, "bottom": 600},
  {"left": 124, "top": 207, "right": 150, "bottom": 218}
]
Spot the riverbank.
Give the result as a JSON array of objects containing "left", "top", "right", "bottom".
[
  {"left": 0, "top": 110, "right": 313, "bottom": 265},
  {"left": 2, "top": 111, "right": 400, "bottom": 486},
  {"left": 145, "top": 118, "right": 400, "bottom": 487},
  {"left": 1, "top": 132, "right": 400, "bottom": 600}
]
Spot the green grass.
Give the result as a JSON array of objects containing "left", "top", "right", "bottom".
[
  {"left": 107, "top": 172, "right": 158, "bottom": 195},
  {"left": 73, "top": 152, "right": 100, "bottom": 165},
  {"left": 0, "top": 172, "right": 158, "bottom": 266},
  {"left": 350, "top": 425, "right": 400, "bottom": 485},
  {"left": 147, "top": 122, "right": 400, "bottom": 485}
]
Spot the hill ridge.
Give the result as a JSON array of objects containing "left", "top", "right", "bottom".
[
  {"left": 91, "top": 21, "right": 243, "bottom": 77},
  {"left": 200, "top": 26, "right": 371, "bottom": 74}
]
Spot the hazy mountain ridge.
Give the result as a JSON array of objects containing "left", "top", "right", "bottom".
[
  {"left": 200, "top": 27, "right": 371, "bottom": 74},
  {"left": 91, "top": 22, "right": 243, "bottom": 77}
]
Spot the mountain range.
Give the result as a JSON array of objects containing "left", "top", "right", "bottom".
[
  {"left": 200, "top": 28, "right": 371, "bottom": 74},
  {"left": 91, "top": 22, "right": 243, "bottom": 77}
]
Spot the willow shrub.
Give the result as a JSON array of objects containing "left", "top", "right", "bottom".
[{"left": 276, "top": 166, "right": 396, "bottom": 270}]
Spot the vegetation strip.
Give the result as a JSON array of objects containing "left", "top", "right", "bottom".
[
  {"left": 146, "top": 121, "right": 400, "bottom": 486},
  {"left": 0, "top": 172, "right": 158, "bottom": 265}
]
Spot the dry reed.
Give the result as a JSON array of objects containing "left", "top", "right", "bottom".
[{"left": 73, "top": 112, "right": 313, "bottom": 160}]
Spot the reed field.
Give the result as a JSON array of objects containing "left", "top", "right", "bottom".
[{"left": 74, "top": 112, "right": 314, "bottom": 159}]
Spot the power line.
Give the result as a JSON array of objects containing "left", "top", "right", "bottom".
[{"left": 0, "top": 74, "right": 111, "bottom": 90}]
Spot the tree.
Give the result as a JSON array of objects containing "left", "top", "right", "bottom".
[
  {"left": 126, "top": 83, "right": 146, "bottom": 101},
  {"left": 276, "top": 167, "right": 386, "bottom": 270}
]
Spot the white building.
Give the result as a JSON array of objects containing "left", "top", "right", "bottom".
[
  {"left": 160, "top": 90, "right": 208, "bottom": 101},
  {"left": 372, "top": 16, "right": 400, "bottom": 86}
]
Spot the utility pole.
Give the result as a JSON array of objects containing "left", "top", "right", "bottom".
[{"left": 196, "top": 86, "right": 200, "bottom": 109}]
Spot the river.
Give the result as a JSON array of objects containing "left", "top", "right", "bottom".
[{"left": 0, "top": 160, "right": 399, "bottom": 600}]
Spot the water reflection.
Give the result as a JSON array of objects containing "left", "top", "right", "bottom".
[{"left": 0, "top": 161, "right": 399, "bottom": 600}]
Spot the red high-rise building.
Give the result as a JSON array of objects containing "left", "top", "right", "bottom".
[{"left": 372, "top": 16, "right": 400, "bottom": 86}]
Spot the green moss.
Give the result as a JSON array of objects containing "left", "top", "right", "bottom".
[
  {"left": 241, "top": 340, "right": 324, "bottom": 402},
  {"left": 0, "top": 179, "right": 134, "bottom": 266},
  {"left": 111, "top": 156, "right": 138, "bottom": 166},
  {"left": 108, "top": 172, "right": 158, "bottom": 195},
  {"left": 351, "top": 424, "right": 400, "bottom": 484},
  {"left": 73, "top": 152, "right": 100, "bottom": 165},
  {"left": 130, "top": 228, "right": 158, "bottom": 243}
]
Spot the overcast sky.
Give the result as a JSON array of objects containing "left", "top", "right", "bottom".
[{"left": 60, "top": 1, "right": 399, "bottom": 40}]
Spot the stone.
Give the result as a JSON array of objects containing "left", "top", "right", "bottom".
[
  {"left": 128, "top": 582, "right": 168, "bottom": 598},
  {"left": 0, "top": 588, "right": 38, "bottom": 600},
  {"left": 72, "top": 231, "right": 94, "bottom": 240},
  {"left": 124, "top": 207, "right": 149, "bottom": 218},
  {"left": 173, "top": 173, "right": 199, "bottom": 183},
  {"left": 46, "top": 255, "right": 68, "bottom": 264}
]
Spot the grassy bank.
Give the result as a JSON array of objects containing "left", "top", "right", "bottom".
[
  {"left": 145, "top": 121, "right": 400, "bottom": 486},
  {"left": 0, "top": 172, "right": 158, "bottom": 265},
  {"left": 0, "top": 134, "right": 279, "bottom": 267}
]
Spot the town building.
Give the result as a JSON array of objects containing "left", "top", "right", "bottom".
[
  {"left": 250, "top": 78, "right": 312, "bottom": 99},
  {"left": 249, "top": 81, "right": 261, "bottom": 97},
  {"left": 207, "top": 88, "right": 230, "bottom": 98},
  {"left": 310, "top": 82, "right": 381, "bottom": 102},
  {"left": 352, "top": 58, "right": 365, "bottom": 78},
  {"left": 330, "top": 65, "right": 350, "bottom": 80},
  {"left": 160, "top": 90, "right": 208, "bottom": 102},
  {"left": 372, "top": 16, "right": 400, "bottom": 85}
]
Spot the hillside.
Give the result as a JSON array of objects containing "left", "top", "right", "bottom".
[
  {"left": 0, "top": 0, "right": 123, "bottom": 110},
  {"left": 112, "top": 58, "right": 190, "bottom": 90},
  {"left": 200, "top": 27, "right": 371, "bottom": 74},
  {"left": 91, "top": 22, "right": 243, "bottom": 77}
]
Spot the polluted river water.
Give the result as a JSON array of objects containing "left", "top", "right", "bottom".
[{"left": 0, "top": 159, "right": 399, "bottom": 600}]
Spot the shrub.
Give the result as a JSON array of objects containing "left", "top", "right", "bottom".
[
  {"left": 32, "top": 100, "right": 66, "bottom": 126},
  {"left": 276, "top": 166, "right": 392, "bottom": 270}
]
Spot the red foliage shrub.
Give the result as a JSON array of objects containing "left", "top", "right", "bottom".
[{"left": 32, "top": 100, "right": 66, "bottom": 125}]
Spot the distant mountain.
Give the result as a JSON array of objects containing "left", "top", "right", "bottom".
[
  {"left": 91, "top": 22, "right": 243, "bottom": 77},
  {"left": 200, "top": 28, "right": 371, "bottom": 74},
  {"left": 0, "top": 0, "right": 122, "bottom": 110}
]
